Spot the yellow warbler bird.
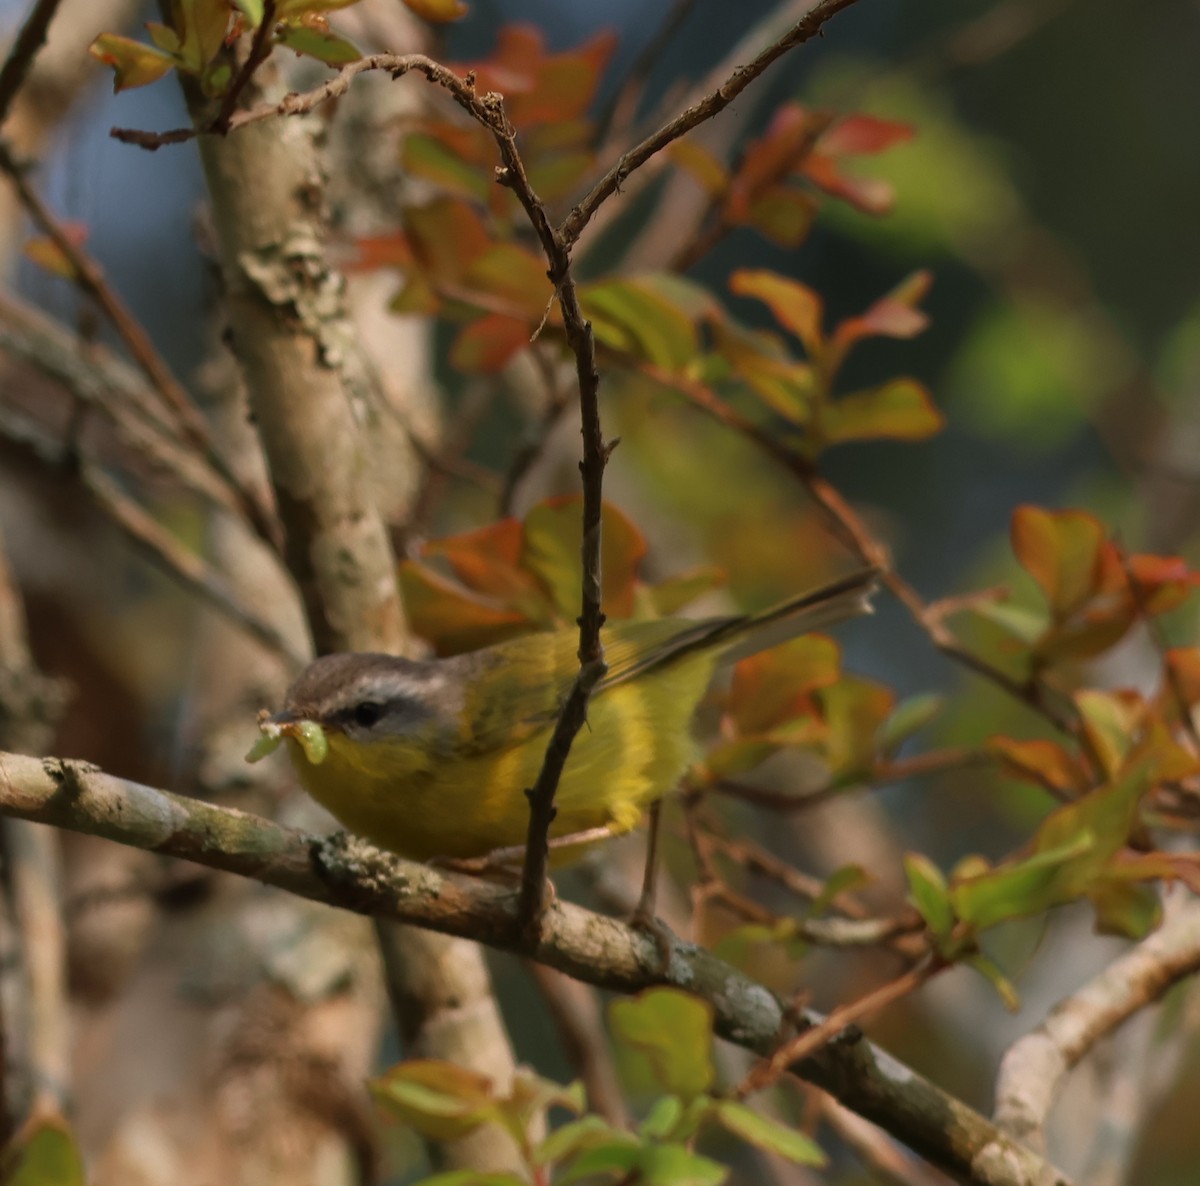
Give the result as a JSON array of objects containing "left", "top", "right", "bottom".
[{"left": 249, "top": 570, "right": 876, "bottom": 862}]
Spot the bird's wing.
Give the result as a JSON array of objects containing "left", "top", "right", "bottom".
[{"left": 448, "top": 616, "right": 730, "bottom": 754}]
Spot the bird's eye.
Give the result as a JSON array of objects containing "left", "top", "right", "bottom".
[{"left": 352, "top": 701, "right": 384, "bottom": 729}]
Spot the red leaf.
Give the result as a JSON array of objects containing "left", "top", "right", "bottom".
[
  {"left": 449, "top": 314, "right": 531, "bottom": 374},
  {"left": 801, "top": 153, "right": 894, "bottom": 215},
  {"left": 820, "top": 114, "right": 914, "bottom": 157}
]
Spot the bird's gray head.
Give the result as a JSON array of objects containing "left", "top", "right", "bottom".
[{"left": 275, "top": 652, "right": 457, "bottom": 741}]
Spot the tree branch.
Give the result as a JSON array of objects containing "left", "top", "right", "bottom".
[
  {"left": 992, "top": 891, "right": 1200, "bottom": 1155},
  {"left": 0, "top": 750, "right": 1076, "bottom": 1186},
  {"left": 0, "top": 0, "right": 66, "bottom": 125},
  {"left": 558, "top": 0, "right": 864, "bottom": 248}
]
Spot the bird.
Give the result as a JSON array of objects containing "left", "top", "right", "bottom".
[{"left": 248, "top": 568, "right": 876, "bottom": 863}]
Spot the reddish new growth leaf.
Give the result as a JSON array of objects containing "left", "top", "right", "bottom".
[
  {"left": 726, "top": 268, "right": 940, "bottom": 449},
  {"left": 1006, "top": 505, "right": 1200, "bottom": 666},
  {"left": 399, "top": 498, "right": 721, "bottom": 655},
  {"left": 801, "top": 112, "right": 914, "bottom": 215},
  {"left": 451, "top": 25, "right": 617, "bottom": 129}
]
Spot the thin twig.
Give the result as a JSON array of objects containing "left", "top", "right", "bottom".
[
  {"left": 0, "top": 139, "right": 277, "bottom": 549},
  {"left": 0, "top": 0, "right": 67, "bottom": 125},
  {"left": 737, "top": 956, "right": 945, "bottom": 1098},
  {"left": 644, "top": 361, "right": 1085, "bottom": 740},
  {"left": 711, "top": 748, "right": 985, "bottom": 813},
  {"left": 559, "top": 0, "right": 865, "bottom": 249},
  {"left": 0, "top": 749, "right": 1080, "bottom": 1186},
  {"left": 80, "top": 465, "right": 306, "bottom": 668},
  {"left": 592, "top": 0, "right": 699, "bottom": 144},
  {"left": 211, "top": 0, "right": 277, "bottom": 134}
]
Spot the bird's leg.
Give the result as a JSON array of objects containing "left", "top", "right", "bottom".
[{"left": 628, "top": 800, "right": 675, "bottom": 974}]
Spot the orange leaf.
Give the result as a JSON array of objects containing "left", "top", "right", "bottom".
[
  {"left": 830, "top": 270, "right": 932, "bottom": 366},
  {"left": 403, "top": 197, "right": 491, "bottom": 286},
  {"left": 729, "top": 103, "right": 825, "bottom": 215},
  {"left": 89, "top": 33, "right": 176, "bottom": 91},
  {"left": 729, "top": 269, "right": 823, "bottom": 360},
  {"left": 1011, "top": 505, "right": 1108, "bottom": 618},
  {"left": 23, "top": 223, "right": 88, "bottom": 280},
  {"left": 669, "top": 140, "right": 728, "bottom": 197},
  {"left": 402, "top": 0, "right": 469, "bottom": 22},
  {"left": 986, "top": 736, "right": 1088, "bottom": 793},
  {"left": 819, "top": 114, "right": 914, "bottom": 156},
  {"left": 398, "top": 563, "right": 539, "bottom": 656},
  {"left": 522, "top": 497, "right": 647, "bottom": 620},
  {"left": 449, "top": 314, "right": 531, "bottom": 374},
  {"left": 462, "top": 243, "right": 551, "bottom": 320},
  {"left": 801, "top": 152, "right": 894, "bottom": 215},
  {"left": 1166, "top": 648, "right": 1200, "bottom": 707},
  {"left": 729, "top": 634, "right": 841, "bottom": 735},
  {"left": 817, "top": 378, "right": 944, "bottom": 446}
]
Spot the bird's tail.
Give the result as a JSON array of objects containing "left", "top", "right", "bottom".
[{"left": 714, "top": 567, "right": 879, "bottom": 665}]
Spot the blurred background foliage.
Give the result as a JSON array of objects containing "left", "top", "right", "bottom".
[{"left": 4, "top": 0, "right": 1200, "bottom": 1182}]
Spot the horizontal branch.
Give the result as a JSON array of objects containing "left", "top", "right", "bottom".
[{"left": 0, "top": 750, "right": 1071, "bottom": 1186}]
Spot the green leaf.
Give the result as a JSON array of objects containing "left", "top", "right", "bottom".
[
  {"left": 639, "top": 1095, "right": 685, "bottom": 1140},
  {"left": 745, "top": 187, "right": 817, "bottom": 248},
  {"left": 581, "top": 277, "right": 699, "bottom": 370},
  {"left": 371, "top": 1060, "right": 498, "bottom": 1141},
  {"left": 462, "top": 243, "right": 552, "bottom": 320},
  {"left": 275, "top": 24, "right": 362, "bottom": 64},
  {"left": 964, "top": 952, "right": 1020, "bottom": 1010},
  {"left": 904, "top": 853, "right": 954, "bottom": 939},
  {"left": 609, "top": 988, "right": 715, "bottom": 1100},
  {"left": 818, "top": 378, "right": 944, "bottom": 445},
  {"left": 1089, "top": 879, "right": 1162, "bottom": 939},
  {"left": 556, "top": 1141, "right": 640, "bottom": 1186},
  {"left": 710, "top": 1100, "right": 827, "bottom": 1166},
  {"left": 810, "top": 863, "right": 871, "bottom": 916},
  {"left": 949, "top": 833, "right": 1096, "bottom": 931},
  {"left": 669, "top": 140, "right": 728, "bottom": 197},
  {"left": 5, "top": 1112, "right": 85, "bottom": 1186},
  {"left": 231, "top": 0, "right": 265, "bottom": 24},
  {"left": 876, "top": 692, "right": 943, "bottom": 753},
  {"left": 534, "top": 1116, "right": 635, "bottom": 1168},
  {"left": 522, "top": 498, "right": 647, "bottom": 620},
  {"left": 403, "top": 133, "right": 491, "bottom": 202},
  {"left": 634, "top": 1144, "right": 728, "bottom": 1186}
]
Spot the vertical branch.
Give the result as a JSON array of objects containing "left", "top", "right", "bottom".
[
  {"left": 439, "top": 85, "right": 613, "bottom": 936},
  {"left": 174, "top": 42, "right": 523, "bottom": 1177},
  {"left": 0, "top": 0, "right": 67, "bottom": 124},
  {"left": 0, "top": 525, "right": 71, "bottom": 1136}
]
